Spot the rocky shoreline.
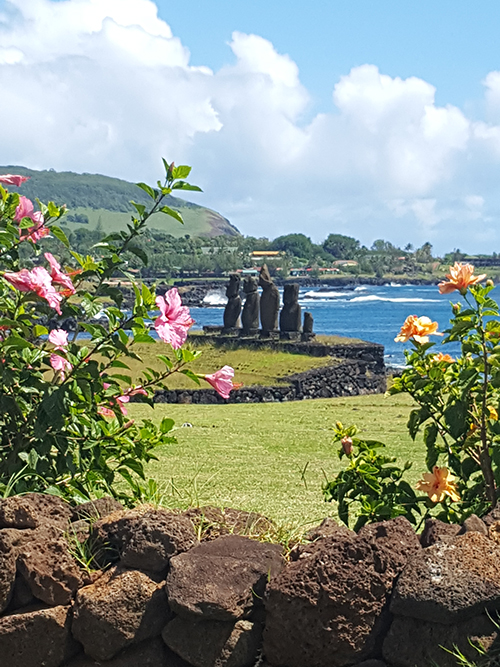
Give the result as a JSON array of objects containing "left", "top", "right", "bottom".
[{"left": 173, "top": 277, "right": 441, "bottom": 308}]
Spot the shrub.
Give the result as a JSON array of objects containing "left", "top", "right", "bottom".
[
  {"left": 323, "top": 263, "right": 500, "bottom": 526},
  {"left": 0, "top": 163, "right": 238, "bottom": 504}
]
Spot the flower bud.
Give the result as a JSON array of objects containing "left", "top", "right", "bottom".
[
  {"left": 452, "top": 303, "right": 461, "bottom": 315},
  {"left": 341, "top": 436, "right": 353, "bottom": 456},
  {"left": 487, "top": 279, "right": 495, "bottom": 287}
]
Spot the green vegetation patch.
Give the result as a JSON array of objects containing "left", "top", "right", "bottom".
[
  {"left": 123, "top": 340, "right": 338, "bottom": 389},
  {"left": 128, "top": 393, "right": 420, "bottom": 526}
]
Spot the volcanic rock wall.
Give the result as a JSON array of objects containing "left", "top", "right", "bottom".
[{"left": 2, "top": 493, "right": 499, "bottom": 667}]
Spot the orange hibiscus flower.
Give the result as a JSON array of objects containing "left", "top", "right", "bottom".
[
  {"left": 431, "top": 353, "right": 454, "bottom": 363},
  {"left": 395, "top": 315, "right": 441, "bottom": 344},
  {"left": 438, "top": 263, "right": 486, "bottom": 295},
  {"left": 416, "top": 466, "right": 460, "bottom": 503}
]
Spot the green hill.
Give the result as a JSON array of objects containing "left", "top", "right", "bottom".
[{"left": 1, "top": 166, "right": 240, "bottom": 239}]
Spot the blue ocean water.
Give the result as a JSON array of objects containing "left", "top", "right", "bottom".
[{"left": 189, "top": 283, "right": 494, "bottom": 367}]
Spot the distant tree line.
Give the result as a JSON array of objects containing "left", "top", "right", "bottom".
[{"left": 31, "top": 226, "right": 495, "bottom": 281}]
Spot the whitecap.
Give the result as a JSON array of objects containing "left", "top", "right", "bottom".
[
  {"left": 349, "top": 295, "right": 440, "bottom": 303},
  {"left": 203, "top": 292, "right": 226, "bottom": 306},
  {"left": 303, "top": 290, "right": 345, "bottom": 299}
]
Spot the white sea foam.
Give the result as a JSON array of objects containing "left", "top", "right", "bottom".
[
  {"left": 203, "top": 292, "right": 226, "bottom": 306},
  {"left": 349, "top": 295, "right": 440, "bottom": 303},
  {"left": 303, "top": 290, "right": 345, "bottom": 298},
  {"left": 354, "top": 286, "right": 367, "bottom": 291}
]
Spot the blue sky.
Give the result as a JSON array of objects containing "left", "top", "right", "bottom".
[
  {"left": 161, "top": 0, "right": 498, "bottom": 114},
  {"left": 1, "top": 0, "right": 500, "bottom": 254}
]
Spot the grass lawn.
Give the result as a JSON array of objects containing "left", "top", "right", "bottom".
[
  {"left": 128, "top": 392, "right": 422, "bottom": 530},
  {"left": 120, "top": 339, "right": 344, "bottom": 389}
]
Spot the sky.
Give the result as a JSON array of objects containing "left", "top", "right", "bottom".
[{"left": 1, "top": 0, "right": 500, "bottom": 253}]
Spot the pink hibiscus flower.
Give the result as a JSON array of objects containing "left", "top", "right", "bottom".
[
  {"left": 49, "top": 329, "right": 69, "bottom": 350},
  {"left": 0, "top": 174, "right": 29, "bottom": 187},
  {"left": 154, "top": 288, "right": 194, "bottom": 349},
  {"left": 204, "top": 365, "right": 240, "bottom": 399},
  {"left": 4, "top": 267, "right": 62, "bottom": 314},
  {"left": 14, "top": 196, "right": 35, "bottom": 222},
  {"left": 98, "top": 406, "right": 116, "bottom": 419},
  {"left": 50, "top": 353, "right": 73, "bottom": 380},
  {"left": 44, "top": 253, "right": 76, "bottom": 295},
  {"left": 15, "top": 196, "right": 49, "bottom": 243}
]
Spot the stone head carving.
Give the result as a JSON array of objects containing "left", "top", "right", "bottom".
[
  {"left": 226, "top": 274, "right": 240, "bottom": 298},
  {"left": 243, "top": 276, "right": 258, "bottom": 294},
  {"left": 283, "top": 283, "right": 299, "bottom": 305},
  {"left": 259, "top": 264, "right": 273, "bottom": 290}
]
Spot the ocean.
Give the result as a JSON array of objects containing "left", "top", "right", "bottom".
[{"left": 190, "top": 283, "right": 488, "bottom": 368}]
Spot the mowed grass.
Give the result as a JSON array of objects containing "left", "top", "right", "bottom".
[
  {"left": 128, "top": 392, "right": 423, "bottom": 528},
  {"left": 121, "top": 340, "right": 341, "bottom": 388}
]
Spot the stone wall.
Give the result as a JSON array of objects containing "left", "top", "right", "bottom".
[
  {"left": 2, "top": 494, "right": 500, "bottom": 667},
  {"left": 154, "top": 338, "right": 386, "bottom": 404}
]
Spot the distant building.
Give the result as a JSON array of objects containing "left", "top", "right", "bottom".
[
  {"left": 332, "top": 260, "right": 358, "bottom": 267},
  {"left": 249, "top": 250, "right": 284, "bottom": 261}
]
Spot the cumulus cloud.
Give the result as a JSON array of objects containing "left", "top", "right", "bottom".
[{"left": 1, "top": 0, "right": 500, "bottom": 252}]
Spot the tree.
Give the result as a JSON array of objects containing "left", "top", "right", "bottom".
[
  {"left": 322, "top": 233, "right": 360, "bottom": 260},
  {"left": 271, "top": 233, "right": 313, "bottom": 260}
]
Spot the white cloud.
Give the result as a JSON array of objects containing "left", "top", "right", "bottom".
[{"left": 1, "top": 0, "right": 500, "bottom": 253}]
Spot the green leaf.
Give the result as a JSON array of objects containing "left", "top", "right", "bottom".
[
  {"left": 33, "top": 325, "right": 49, "bottom": 337},
  {"left": 120, "top": 458, "right": 145, "bottom": 479},
  {"left": 133, "top": 332, "right": 156, "bottom": 344},
  {"left": 171, "top": 182, "right": 203, "bottom": 192},
  {"left": 50, "top": 226, "right": 70, "bottom": 248},
  {"left": 157, "top": 354, "right": 173, "bottom": 369},
  {"left": 130, "top": 201, "right": 146, "bottom": 216},
  {"left": 127, "top": 245, "right": 148, "bottom": 266},
  {"left": 181, "top": 368, "right": 201, "bottom": 385},
  {"left": 160, "top": 206, "right": 184, "bottom": 224},
  {"left": 135, "top": 182, "right": 156, "bottom": 199},
  {"left": 444, "top": 400, "right": 468, "bottom": 440},
  {"left": 110, "top": 374, "right": 133, "bottom": 384},
  {"left": 110, "top": 360, "right": 130, "bottom": 369},
  {"left": 172, "top": 165, "right": 191, "bottom": 179}
]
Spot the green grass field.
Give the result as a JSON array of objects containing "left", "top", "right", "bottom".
[
  {"left": 115, "top": 338, "right": 353, "bottom": 389},
  {"left": 61, "top": 207, "right": 226, "bottom": 238},
  {"left": 128, "top": 392, "right": 421, "bottom": 529}
]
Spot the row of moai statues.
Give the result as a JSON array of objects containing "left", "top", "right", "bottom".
[{"left": 223, "top": 265, "right": 314, "bottom": 340}]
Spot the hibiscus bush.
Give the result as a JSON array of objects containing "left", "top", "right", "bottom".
[
  {"left": 0, "top": 164, "right": 238, "bottom": 504},
  {"left": 324, "top": 263, "right": 500, "bottom": 526}
]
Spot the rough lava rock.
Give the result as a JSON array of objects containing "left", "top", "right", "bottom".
[
  {"left": 16, "top": 526, "right": 84, "bottom": 606},
  {"left": 391, "top": 531, "right": 500, "bottom": 623},
  {"left": 383, "top": 613, "right": 500, "bottom": 667},
  {"left": 71, "top": 497, "right": 123, "bottom": 523},
  {"left": 458, "top": 513, "right": 488, "bottom": 536},
  {"left": 263, "top": 517, "right": 420, "bottom": 667},
  {"left": 72, "top": 566, "right": 171, "bottom": 661},
  {"left": 166, "top": 534, "right": 283, "bottom": 621},
  {"left": 64, "top": 637, "right": 189, "bottom": 667},
  {"left": 419, "top": 518, "right": 461, "bottom": 547},
  {"left": 162, "top": 616, "right": 262, "bottom": 667},
  {"left": 0, "top": 493, "right": 72, "bottom": 529},
  {"left": 0, "top": 531, "right": 16, "bottom": 613},
  {"left": 0, "top": 604, "right": 80, "bottom": 667},
  {"left": 91, "top": 507, "right": 198, "bottom": 571},
  {"left": 304, "top": 517, "right": 354, "bottom": 543}
]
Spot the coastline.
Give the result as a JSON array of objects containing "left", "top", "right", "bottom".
[{"left": 173, "top": 275, "right": 440, "bottom": 307}]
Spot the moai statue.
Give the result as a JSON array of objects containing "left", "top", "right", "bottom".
[
  {"left": 259, "top": 264, "right": 280, "bottom": 333},
  {"left": 280, "top": 283, "right": 302, "bottom": 335},
  {"left": 302, "top": 311, "right": 315, "bottom": 341},
  {"left": 223, "top": 274, "right": 242, "bottom": 330},
  {"left": 242, "top": 276, "right": 260, "bottom": 334}
]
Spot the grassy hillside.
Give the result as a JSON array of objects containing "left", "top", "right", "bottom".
[{"left": 1, "top": 165, "right": 240, "bottom": 239}]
